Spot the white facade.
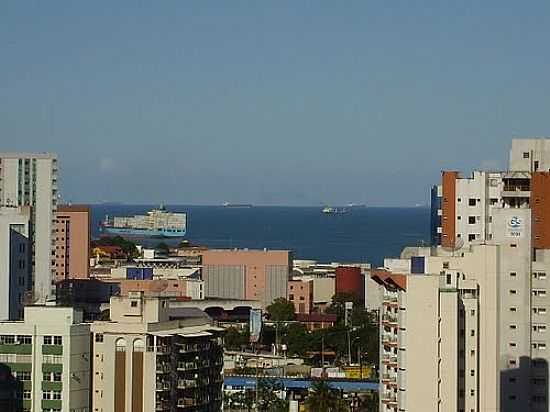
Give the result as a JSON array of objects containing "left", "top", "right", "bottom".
[
  {"left": 0, "top": 153, "right": 58, "bottom": 303},
  {"left": 0, "top": 306, "right": 90, "bottom": 412},
  {"left": 510, "top": 138, "right": 550, "bottom": 172},
  {"left": 0, "top": 206, "right": 31, "bottom": 320}
]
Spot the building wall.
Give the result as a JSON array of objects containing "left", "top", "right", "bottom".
[
  {"left": 118, "top": 279, "right": 188, "bottom": 297},
  {"left": 405, "top": 276, "right": 439, "bottom": 412},
  {"left": 202, "top": 249, "right": 291, "bottom": 306},
  {"left": 312, "top": 277, "right": 335, "bottom": 305},
  {"left": 0, "top": 206, "right": 31, "bottom": 320},
  {"left": 531, "top": 172, "right": 550, "bottom": 249},
  {"left": 55, "top": 205, "right": 90, "bottom": 281},
  {"left": 509, "top": 138, "right": 550, "bottom": 172},
  {"left": 335, "top": 266, "right": 363, "bottom": 302},
  {"left": 441, "top": 171, "right": 458, "bottom": 248},
  {"left": 288, "top": 280, "right": 312, "bottom": 314},
  {"left": 202, "top": 265, "right": 245, "bottom": 300}
]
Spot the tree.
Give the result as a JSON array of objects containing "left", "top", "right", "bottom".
[
  {"left": 224, "top": 327, "right": 249, "bottom": 351},
  {"left": 256, "top": 378, "right": 288, "bottom": 412},
  {"left": 305, "top": 380, "right": 349, "bottom": 412},
  {"left": 155, "top": 242, "right": 170, "bottom": 254},
  {"left": 266, "top": 298, "right": 295, "bottom": 322}
]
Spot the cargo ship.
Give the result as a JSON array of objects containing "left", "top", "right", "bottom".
[
  {"left": 100, "top": 206, "right": 187, "bottom": 238},
  {"left": 222, "top": 202, "right": 253, "bottom": 208},
  {"left": 322, "top": 207, "right": 348, "bottom": 214}
]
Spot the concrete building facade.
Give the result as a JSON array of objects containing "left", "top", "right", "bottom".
[
  {"left": 91, "top": 293, "right": 224, "bottom": 412},
  {"left": 201, "top": 249, "right": 292, "bottom": 307},
  {"left": 0, "top": 306, "right": 90, "bottom": 412},
  {"left": 0, "top": 153, "right": 58, "bottom": 303},
  {"left": 288, "top": 279, "right": 313, "bottom": 314},
  {"left": 54, "top": 205, "right": 90, "bottom": 281},
  {"left": 418, "top": 137, "right": 550, "bottom": 412},
  {"left": 374, "top": 245, "right": 501, "bottom": 412},
  {"left": 0, "top": 206, "right": 31, "bottom": 320}
]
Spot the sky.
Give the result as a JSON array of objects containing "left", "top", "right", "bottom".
[{"left": 1, "top": 1, "right": 550, "bottom": 206}]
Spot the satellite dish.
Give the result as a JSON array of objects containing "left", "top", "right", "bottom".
[{"left": 442, "top": 236, "right": 465, "bottom": 255}]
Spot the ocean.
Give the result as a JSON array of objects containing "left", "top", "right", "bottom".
[{"left": 91, "top": 205, "right": 430, "bottom": 266}]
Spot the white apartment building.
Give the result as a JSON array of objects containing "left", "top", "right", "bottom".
[
  {"left": 374, "top": 244, "right": 500, "bottom": 412},
  {"left": 91, "top": 293, "right": 224, "bottom": 412},
  {"left": 0, "top": 153, "right": 58, "bottom": 303},
  {"left": 0, "top": 206, "right": 31, "bottom": 320},
  {"left": 412, "top": 137, "right": 550, "bottom": 411},
  {"left": 0, "top": 306, "right": 90, "bottom": 412}
]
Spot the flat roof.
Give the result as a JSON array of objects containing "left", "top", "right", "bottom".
[{"left": 0, "top": 152, "right": 57, "bottom": 159}]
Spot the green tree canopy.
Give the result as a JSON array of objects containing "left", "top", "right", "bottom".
[
  {"left": 305, "top": 380, "right": 349, "bottom": 412},
  {"left": 266, "top": 298, "right": 295, "bottom": 322}
]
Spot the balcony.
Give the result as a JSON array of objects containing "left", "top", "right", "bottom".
[
  {"left": 382, "top": 334, "right": 398, "bottom": 347},
  {"left": 156, "top": 381, "right": 171, "bottom": 392},
  {"left": 382, "top": 296, "right": 399, "bottom": 307},
  {"left": 382, "top": 314, "right": 398, "bottom": 326},
  {"left": 381, "top": 392, "right": 398, "bottom": 405},
  {"left": 156, "top": 364, "right": 171, "bottom": 374}
]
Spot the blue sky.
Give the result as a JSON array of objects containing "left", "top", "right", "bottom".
[{"left": 1, "top": 1, "right": 549, "bottom": 205}]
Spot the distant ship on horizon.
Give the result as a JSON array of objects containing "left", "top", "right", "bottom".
[
  {"left": 100, "top": 205, "right": 187, "bottom": 238},
  {"left": 222, "top": 202, "right": 253, "bottom": 208},
  {"left": 322, "top": 206, "right": 348, "bottom": 215}
]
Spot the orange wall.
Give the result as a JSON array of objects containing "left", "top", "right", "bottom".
[
  {"left": 288, "top": 280, "right": 313, "bottom": 314},
  {"left": 532, "top": 172, "right": 550, "bottom": 249},
  {"left": 441, "top": 171, "right": 458, "bottom": 248},
  {"left": 55, "top": 206, "right": 90, "bottom": 281},
  {"left": 202, "top": 249, "right": 291, "bottom": 301}
]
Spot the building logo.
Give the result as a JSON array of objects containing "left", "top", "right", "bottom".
[{"left": 507, "top": 216, "right": 523, "bottom": 238}]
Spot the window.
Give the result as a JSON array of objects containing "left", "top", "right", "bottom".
[
  {"left": 523, "top": 152, "right": 530, "bottom": 159},
  {"left": 299, "top": 296, "right": 305, "bottom": 301},
  {"left": 510, "top": 342, "right": 517, "bottom": 347},
  {"left": 130, "top": 301, "right": 138, "bottom": 308},
  {"left": 43, "top": 336, "right": 52, "bottom": 345},
  {"left": 457, "top": 216, "right": 461, "bottom": 220},
  {"left": 443, "top": 262, "right": 449, "bottom": 269},
  {"left": 53, "top": 336, "right": 62, "bottom": 345},
  {"left": 17, "top": 335, "right": 31, "bottom": 344},
  {"left": 468, "top": 198, "right": 477, "bottom": 206},
  {"left": 22, "top": 390, "right": 31, "bottom": 399},
  {"left": 52, "top": 390, "right": 61, "bottom": 400},
  {"left": 470, "top": 309, "right": 475, "bottom": 316},
  {"left": 470, "top": 369, "right": 475, "bottom": 376},
  {"left": 53, "top": 372, "right": 62, "bottom": 381},
  {"left": 468, "top": 234, "right": 476, "bottom": 242},
  {"left": 470, "top": 329, "right": 475, "bottom": 336},
  {"left": 490, "top": 198, "right": 498, "bottom": 205},
  {"left": 446, "top": 274, "right": 452, "bottom": 284},
  {"left": 289, "top": 294, "right": 294, "bottom": 300},
  {"left": 468, "top": 216, "right": 476, "bottom": 224},
  {"left": 510, "top": 307, "right": 517, "bottom": 312},
  {"left": 95, "top": 333, "right": 104, "bottom": 343},
  {"left": 510, "top": 290, "right": 517, "bottom": 295},
  {"left": 535, "top": 161, "right": 540, "bottom": 171},
  {"left": 510, "top": 272, "right": 517, "bottom": 277},
  {"left": 43, "top": 391, "right": 52, "bottom": 400},
  {"left": 510, "top": 324, "right": 517, "bottom": 330}
]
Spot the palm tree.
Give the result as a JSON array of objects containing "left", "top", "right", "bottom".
[{"left": 305, "top": 380, "right": 350, "bottom": 412}]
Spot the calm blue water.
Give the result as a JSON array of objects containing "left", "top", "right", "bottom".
[{"left": 90, "top": 205, "right": 430, "bottom": 266}]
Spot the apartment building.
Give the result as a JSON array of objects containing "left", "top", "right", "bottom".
[
  {"left": 0, "top": 206, "right": 31, "bottom": 320},
  {"left": 374, "top": 244, "right": 501, "bottom": 412},
  {"left": 0, "top": 153, "right": 58, "bottom": 303},
  {"left": 288, "top": 279, "right": 313, "bottom": 314},
  {"left": 406, "top": 137, "right": 550, "bottom": 412},
  {"left": 0, "top": 306, "right": 90, "bottom": 412},
  {"left": 201, "top": 249, "right": 292, "bottom": 307},
  {"left": 54, "top": 205, "right": 90, "bottom": 281},
  {"left": 91, "top": 293, "right": 224, "bottom": 412}
]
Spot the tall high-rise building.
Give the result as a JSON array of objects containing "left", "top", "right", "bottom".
[
  {"left": 54, "top": 205, "right": 90, "bottom": 281},
  {"left": 384, "top": 138, "right": 550, "bottom": 412},
  {"left": 0, "top": 206, "right": 31, "bottom": 320},
  {"left": 91, "top": 293, "right": 224, "bottom": 412},
  {"left": 0, "top": 153, "right": 58, "bottom": 303}
]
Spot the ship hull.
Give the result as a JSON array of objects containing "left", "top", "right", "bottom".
[{"left": 100, "top": 226, "right": 186, "bottom": 238}]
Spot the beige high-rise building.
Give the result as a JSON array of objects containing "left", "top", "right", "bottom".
[
  {"left": 385, "top": 137, "right": 550, "bottom": 412},
  {"left": 0, "top": 153, "right": 58, "bottom": 303},
  {"left": 374, "top": 245, "right": 500, "bottom": 412},
  {"left": 91, "top": 293, "right": 224, "bottom": 412},
  {"left": 54, "top": 205, "right": 90, "bottom": 281}
]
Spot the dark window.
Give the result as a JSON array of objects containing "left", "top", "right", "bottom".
[
  {"left": 468, "top": 198, "right": 476, "bottom": 206},
  {"left": 468, "top": 216, "right": 476, "bottom": 224},
  {"left": 130, "top": 301, "right": 138, "bottom": 307},
  {"left": 523, "top": 152, "right": 530, "bottom": 159},
  {"left": 468, "top": 234, "right": 476, "bottom": 241},
  {"left": 535, "top": 161, "right": 540, "bottom": 171}
]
